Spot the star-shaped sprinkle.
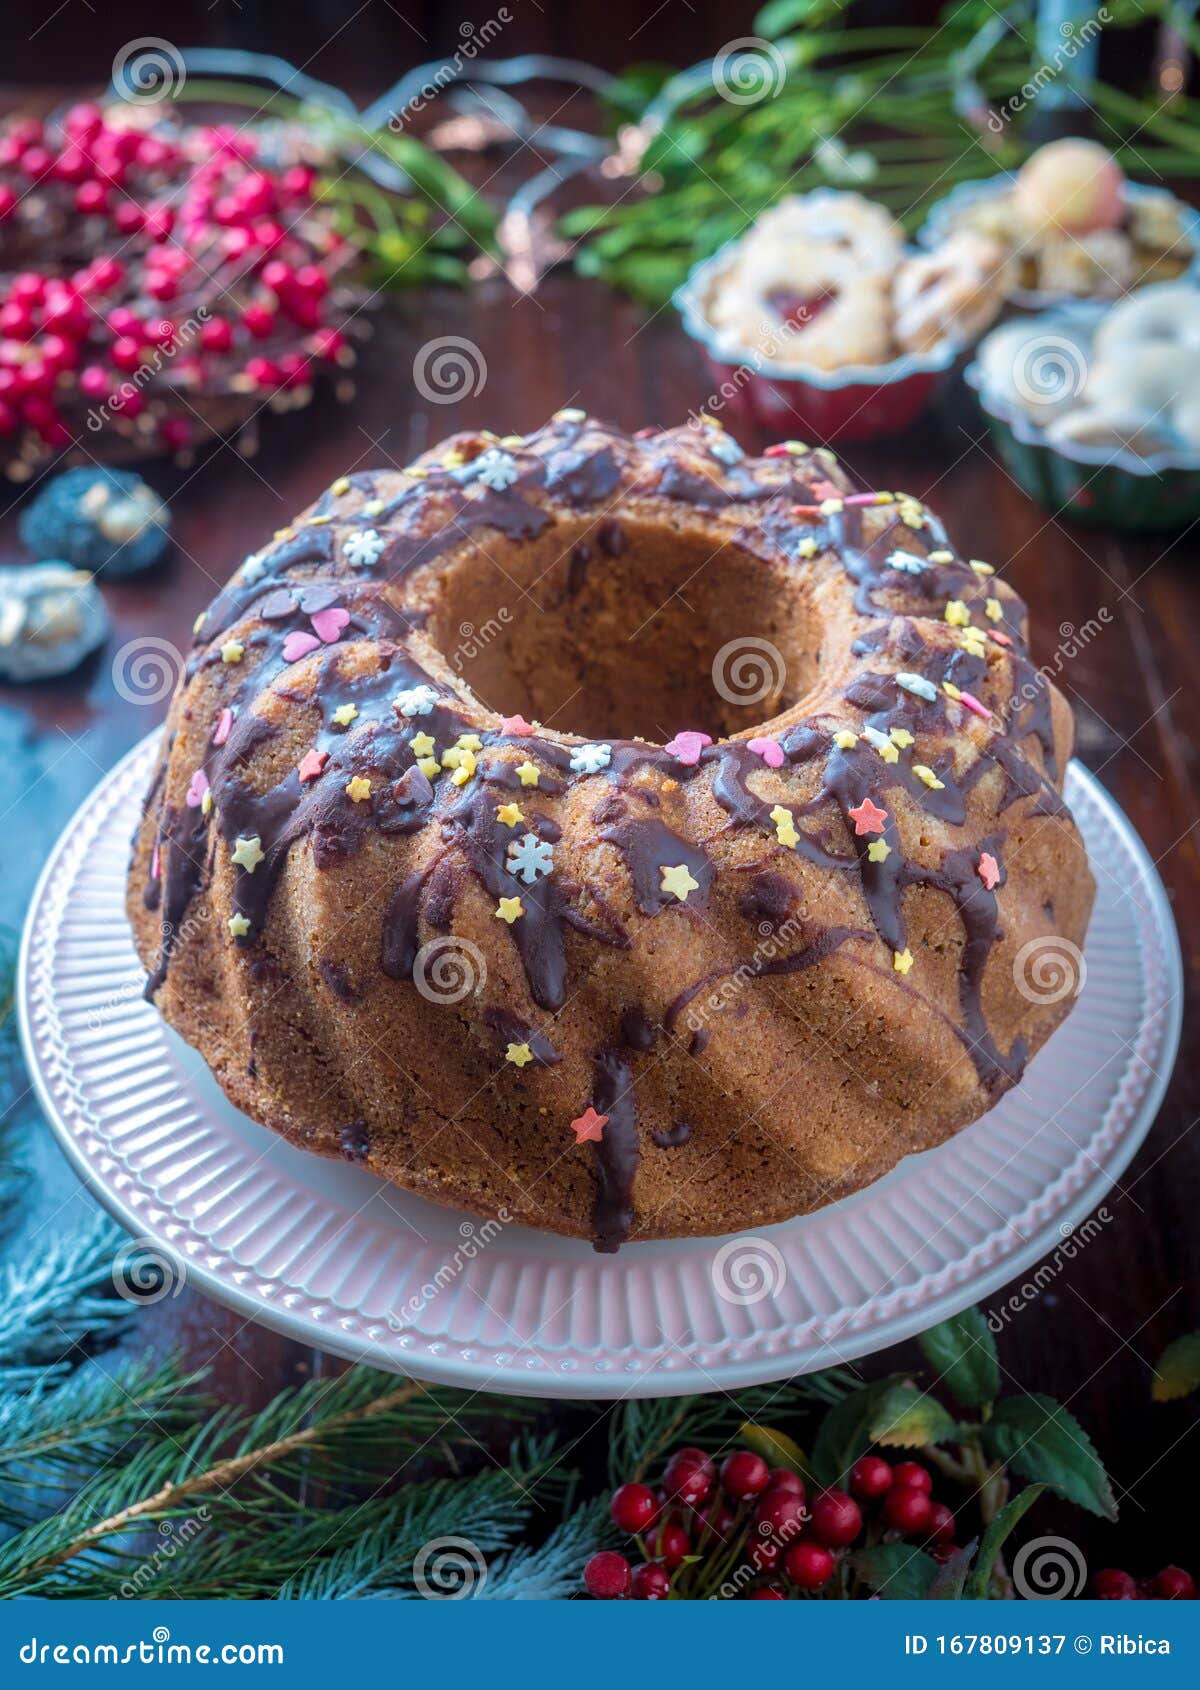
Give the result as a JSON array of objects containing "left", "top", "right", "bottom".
[
  {"left": 863, "top": 726, "right": 899, "bottom": 764},
  {"left": 847, "top": 797, "right": 887, "bottom": 836},
  {"left": 231, "top": 835, "right": 264, "bottom": 872},
  {"left": 970, "top": 558, "right": 995, "bottom": 576},
  {"left": 867, "top": 840, "right": 891, "bottom": 863},
  {"left": 506, "top": 1042, "right": 534, "bottom": 1068},
  {"left": 228, "top": 913, "right": 251, "bottom": 938},
  {"left": 471, "top": 448, "right": 520, "bottom": 491},
  {"left": 507, "top": 832, "right": 554, "bottom": 883},
  {"left": 393, "top": 684, "right": 439, "bottom": 718},
  {"left": 889, "top": 727, "right": 914, "bottom": 748},
  {"left": 660, "top": 862, "right": 700, "bottom": 901},
  {"left": 220, "top": 640, "right": 244, "bottom": 664},
  {"left": 417, "top": 757, "right": 441, "bottom": 780},
  {"left": 797, "top": 536, "right": 819, "bottom": 559},
  {"left": 331, "top": 475, "right": 351, "bottom": 496},
  {"left": 332, "top": 703, "right": 358, "bottom": 728},
  {"left": 499, "top": 713, "right": 534, "bottom": 735},
  {"left": 298, "top": 749, "right": 328, "bottom": 783},
  {"left": 571, "top": 1107, "right": 608, "bottom": 1145},
  {"left": 345, "top": 776, "right": 372, "bottom": 802},
  {"left": 985, "top": 598, "right": 1003, "bottom": 622},
  {"left": 978, "top": 852, "right": 1000, "bottom": 890},
  {"left": 887, "top": 549, "right": 928, "bottom": 576},
  {"left": 769, "top": 804, "right": 799, "bottom": 848},
  {"left": 342, "top": 528, "right": 386, "bottom": 568},
  {"left": 410, "top": 730, "right": 435, "bottom": 757},
  {"left": 213, "top": 707, "right": 234, "bottom": 746},
  {"left": 665, "top": 730, "right": 712, "bottom": 767},
  {"left": 944, "top": 599, "right": 971, "bottom": 627},
  {"left": 833, "top": 730, "right": 858, "bottom": 750},
  {"left": 819, "top": 496, "right": 844, "bottom": 516},
  {"left": 495, "top": 896, "right": 524, "bottom": 924},
  {"left": 496, "top": 803, "right": 523, "bottom": 827},
  {"left": 282, "top": 630, "right": 320, "bottom": 664},
  {"left": 896, "top": 672, "right": 937, "bottom": 703},
  {"left": 912, "top": 764, "right": 945, "bottom": 791},
  {"left": 570, "top": 741, "right": 613, "bottom": 774},
  {"left": 747, "top": 736, "right": 784, "bottom": 768},
  {"left": 185, "top": 768, "right": 209, "bottom": 809},
  {"left": 893, "top": 948, "right": 914, "bottom": 975},
  {"left": 515, "top": 760, "right": 540, "bottom": 787},
  {"left": 457, "top": 733, "right": 483, "bottom": 752},
  {"left": 899, "top": 501, "right": 925, "bottom": 529},
  {"left": 447, "top": 748, "right": 477, "bottom": 787}
]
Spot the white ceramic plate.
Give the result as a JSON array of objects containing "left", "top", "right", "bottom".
[{"left": 19, "top": 736, "right": 1181, "bottom": 1399}]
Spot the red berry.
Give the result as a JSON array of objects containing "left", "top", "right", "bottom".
[
  {"left": 261, "top": 259, "right": 296, "bottom": 295},
  {"left": 145, "top": 272, "right": 178, "bottom": 303},
  {"left": 663, "top": 1448, "right": 715, "bottom": 1508},
  {"left": 748, "top": 1585, "right": 785, "bottom": 1599},
  {"left": 106, "top": 307, "right": 143, "bottom": 340},
  {"left": 244, "top": 355, "right": 283, "bottom": 389},
  {"left": 281, "top": 164, "right": 316, "bottom": 200},
  {"left": 254, "top": 218, "right": 286, "bottom": 252},
  {"left": 18, "top": 358, "right": 56, "bottom": 395},
  {"left": 809, "top": 1489, "right": 862, "bottom": 1549},
  {"left": 882, "top": 1485, "right": 933, "bottom": 1536},
  {"left": 79, "top": 365, "right": 112, "bottom": 400},
  {"left": 10, "top": 271, "right": 45, "bottom": 305},
  {"left": 720, "top": 1450, "right": 770, "bottom": 1501},
  {"left": 113, "top": 201, "right": 144, "bottom": 235},
  {"left": 21, "top": 146, "right": 53, "bottom": 179},
  {"left": 645, "top": 1519, "right": 690, "bottom": 1571},
  {"left": 766, "top": 1469, "right": 805, "bottom": 1500},
  {"left": 927, "top": 1502, "right": 956, "bottom": 1544},
  {"left": 312, "top": 326, "right": 346, "bottom": 360},
  {"left": 1093, "top": 1568, "right": 1137, "bottom": 1601},
  {"left": 63, "top": 103, "right": 103, "bottom": 139},
  {"left": 278, "top": 352, "right": 312, "bottom": 389},
  {"left": 850, "top": 1456, "right": 893, "bottom": 1500},
  {"left": 41, "top": 293, "right": 87, "bottom": 339},
  {"left": 143, "top": 205, "right": 175, "bottom": 242},
  {"left": 0, "top": 399, "right": 17, "bottom": 435},
  {"left": 201, "top": 316, "right": 234, "bottom": 354},
  {"left": 1155, "top": 1566, "right": 1196, "bottom": 1600},
  {"left": 144, "top": 318, "right": 177, "bottom": 349},
  {"left": 610, "top": 1482, "right": 658, "bottom": 1536},
  {"left": 52, "top": 146, "right": 90, "bottom": 184},
  {"left": 583, "top": 1551, "right": 631, "bottom": 1600},
  {"left": 110, "top": 337, "right": 143, "bottom": 373},
  {"left": 0, "top": 185, "right": 16, "bottom": 220},
  {"left": 0, "top": 301, "right": 34, "bottom": 338},
  {"left": 86, "top": 256, "right": 124, "bottom": 293},
  {"left": 754, "top": 1487, "right": 807, "bottom": 1544},
  {"left": 891, "top": 1462, "right": 932, "bottom": 1494},
  {"left": 114, "top": 388, "right": 144, "bottom": 419},
  {"left": 630, "top": 1562, "right": 671, "bottom": 1600},
  {"left": 75, "top": 181, "right": 109, "bottom": 216},
  {"left": 242, "top": 303, "right": 276, "bottom": 340},
  {"left": 159, "top": 418, "right": 192, "bottom": 451},
  {"left": 693, "top": 1500, "right": 736, "bottom": 1543},
  {"left": 295, "top": 262, "right": 329, "bottom": 299},
  {"left": 784, "top": 1541, "right": 836, "bottom": 1591}
]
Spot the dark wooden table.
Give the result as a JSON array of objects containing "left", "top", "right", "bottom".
[{"left": 3, "top": 266, "right": 1198, "bottom": 1569}]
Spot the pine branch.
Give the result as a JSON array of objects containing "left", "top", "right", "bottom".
[
  {"left": 477, "top": 1497, "right": 618, "bottom": 1600},
  {"left": 0, "top": 1207, "right": 135, "bottom": 1375}
]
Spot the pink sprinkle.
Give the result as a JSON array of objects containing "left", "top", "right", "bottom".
[
  {"left": 185, "top": 768, "right": 209, "bottom": 808},
  {"left": 989, "top": 629, "right": 1013, "bottom": 647},
  {"left": 960, "top": 691, "right": 991, "bottom": 720},
  {"left": 811, "top": 478, "right": 843, "bottom": 501},
  {"left": 843, "top": 491, "right": 881, "bottom": 507},
  {"left": 978, "top": 851, "right": 1000, "bottom": 891},
  {"left": 665, "top": 730, "right": 713, "bottom": 767},
  {"left": 150, "top": 842, "right": 161, "bottom": 881},
  {"left": 298, "top": 748, "right": 328, "bottom": 783},
  {"left": 310, "top": 606, "right": 350, "bottom": 644},
  {"left": 213, "top": 707, "right": 234, "bottom": 746},
  {"left": 499, "top": 713, "right": 534, "bottom": 736},
  {"left": 747, "top": 736, "right": 785, "bottom": 768},
  {"left": 282, "top": 630, "right": 321, "bottom": 663}
]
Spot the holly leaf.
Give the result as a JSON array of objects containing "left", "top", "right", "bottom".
[
  {"left": 1152, "top": 1333, "right": 1200, "bottom": 1402},
  {"left": 869, "top": 1384, "right": 960, "bottom": 1450},
  {"left": 982, "top": 1397, "right": 1116, "bottom": 1520},
  {"left": 852, "top": 1542, "right": 938, "bottom": 1599},
  {"left": 811, "top": 1377, "right": 903, "bottom": 1487},
  {"left": 918, "top": 1308, "right": 1000, "bottom": 1410},
  {"left": 965, "top": 1484, "right": 1046, "bottom": 1599},
  {"left": 739, "top": 1423, "right": 813, "bottom": 1486},
  {"left": 927, "top": 1542, "right": 976, "bottom": 1600}
]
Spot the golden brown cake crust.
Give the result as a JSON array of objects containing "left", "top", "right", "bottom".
[{"left": 126, "top": 412, "right": 1094, "bottom": 1250}]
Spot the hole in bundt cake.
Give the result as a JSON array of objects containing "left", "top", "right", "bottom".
[{"left": 414, "top": 515, "right": 824, "bottom": 743}]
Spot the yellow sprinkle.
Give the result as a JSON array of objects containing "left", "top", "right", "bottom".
[
  {"left": 230, "top": 835, "right": 264, "bottom": 872},
  {"left": 364, "top": 498, "right": 384, "bottom": 517},
  {"left": 944, "top": 599, "right": 971, "bottom": 627},
  {"left": 308, "top": 513, "right": 331, "bottom": 525},
  {"left": 500, "top": 434, "right": 524, "bottom": 448},
  {"left": 889, "top": 727, "right": 914, "bottom": 749},
  {"left": 220, "top": 640, "right": 244, "bottom": 664},
  {"left": 274, "top": 527, "right": 294, "bottom": 541},
  {"left": 193, "top": 611, "right": 206, "bottom": 634},
  {"left": 495, "top": 896, "right": 524, "bottom": 924},
  {"left": 913, "top": 764, "right": 945, "bottom": 791},
  {"left": 450, "top": 749, "right": 477, "bottom": 787},
  {"left": 417, "top": 757, "right": 441, "bottom": 780},
  {"left": 783, "top": 440, "right": 809, "bottom": 455},
  {"left": 833, "top": 730, "right": 858, "bottom": 750},
  {"left": 662, "top": 778, "right": 679, "bottom": 793},
  {"left": 345, "top": 776, "right": 372, "bottom": 802},
  {"left": 864, "top": 728, "right": 898, "bottom": 764},
  {"left": 331, "top": 476, "right": 351, "bottom": 496},
  {"left": 900, "top": 503, "right": 925, "bottom": 529},
  {"left": 893, "top": 948, "right": 914, "bottom": 975},
  {"left": 442, "top": 450, "right": 465, "bottom": 469},
  {"left": 456, "top": 733, "right": 483, "bottom": 752},
  {"left": 496, "top": 803, "right": 524, "bottom": 827},
  {"left": 798, "top": 537, "right": 819, "bottom": 559},
  {"left": 769, "top": 804, "right": 799, "bottom": 849},
  {"left": 928, "top": 549, "right": 953, "bottom": 563},
  {"left": 506, "top": 1042, "right": 534, "bottom": 1068},
  {"left": 441, "top": 746, "right": 464, "bottom": 769},
  {"left": 697, "top": 411, "right": 719, "bottom": 428},
  {"left": 867, "top": 840, "right": 891, "bottom": 863},
  {"left": 201, "top": 790, "right": 213, "bottom": 816},
  {"left": 410, "top": 730, "right": 435, "bottom": 757},
  {"left": 985, "top": 598, "right": 1003, "bottom": 622},
  {"left": 516, "top": 760, "right": 541, "bottom": 787},
  {"left": 228, "top": 913, "right": 251, "bottom": 938},
  {"left": 819, "top": 497, "right": 844, "bottom": 516},
  {"left": 970, "top": 558, "right": 995, "bottom": 576},
  {"left": 943, "top": 681, "right": 962, "bottom": 701},
  {"left": 874, "top": 491, "right": 895, "bottom": 505},
  {"left": 332, "top": 703, "right": 358, "bottom": 727},
  {"left": 660, "top": 863, "right": 700, "bottom": 902}
]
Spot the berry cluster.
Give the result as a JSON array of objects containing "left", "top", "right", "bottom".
[
  {"left": 1093, "top": 1566, "right": 1196, "bottom": 1600},
  {"left": 582, "top": 1445, "right": 957, "bottom": 1600},
  {"left": 0, "top": 104, "right": 353, "bottom": 472}
]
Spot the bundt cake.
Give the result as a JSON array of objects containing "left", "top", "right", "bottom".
[{"left": 127, "top": 411, "right": 1094, "bottom": 1251}]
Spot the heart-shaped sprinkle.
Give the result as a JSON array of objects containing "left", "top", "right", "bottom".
[
  {"left": 298, "top": 585, "right": 339, "bottom": 614},
  {"left": 212, "top": 707, "right": 234, "bottom": 746},
  {"left": 665, "top": 730, "right": 713, "bottom": 766},
  {"left": 310, "top": 606, "right": 350, "bottom": 644},
  {"left": 282, "top": 630, "right": 320, "bottom": 663},
  {"left": 747, "top": 736, "right": 784, "bottom": 768},
  {"left": 258, "top": 588, "right": 298, "bottom": 621},
  {"left": 185, "top": 768, "right": 209, "bottom": 808}
]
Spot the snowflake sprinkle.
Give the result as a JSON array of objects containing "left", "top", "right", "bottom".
[
  {"left": 570, "top": 742, "right": 612, "bottom": 774},
  {"left": 342, "top": 528, "right": 386, "bottom": 569},
  {"left": 471, "top": 448, "right": 520, "bottom": 491},
  {"left": 887, "top": 550, "right": 928, "bottom": 576},
  {"left": 506, "top": 832, "right": 555, "bottom": 884},
  {"left": 393, "top": 684, "right": 439, "bottom": 718}
]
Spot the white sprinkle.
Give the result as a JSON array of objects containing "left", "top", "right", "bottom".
[
  {"left": 896, "top": 672, "right": 938, "bottom": 703},
  {"left": 569, "top": 742, "right": 613, "bottom": 774},
  {"left": 342, "top": 528, "right": 386, "bottom": 568},
  {"left": 393, "top": 683, "right": 439, "bottom": 718},
  {"left": 887, "top": 549, "right": 928, "bottom": 576}
]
